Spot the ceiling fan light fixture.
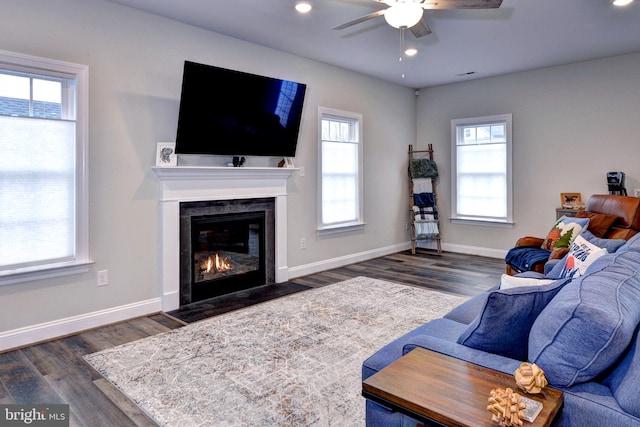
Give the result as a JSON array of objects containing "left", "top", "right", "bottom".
[
  {"left": 294, "top": 1, "right": 312, "bottom": 14},
  {"left": 384, "top": 3, "right": 424, "bottom": 29},
  {"left": 404, "top": 48, "right": 418, "bottom": 56}
]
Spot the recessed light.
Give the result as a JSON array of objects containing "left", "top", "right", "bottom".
[
  {"left": 295, "top": 1, "right": 312, "bottom": 13},
  {"left": 404, "top": 48, "right": 418, "bottom": 57},
  {"left": 612, "top": 0, "right": 634, "bottom": 6}
]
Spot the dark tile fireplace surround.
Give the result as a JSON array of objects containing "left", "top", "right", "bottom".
[{"left": 179, "top": 198, "right": 276, "bottom": 307}]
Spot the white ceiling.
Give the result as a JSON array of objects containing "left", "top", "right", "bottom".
[{"left": 106, "top": 0, "right": 640, "bottom": 89}]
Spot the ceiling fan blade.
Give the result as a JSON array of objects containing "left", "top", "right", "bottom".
[
  {"left": 409, "top": 17, "right": 432, "bottom": 38},
  {"left": 331, "top": 9, "right": 387, "bottom": 30},
  {"left": 422, "top": 0, "right": 503, "bottom": 9}
]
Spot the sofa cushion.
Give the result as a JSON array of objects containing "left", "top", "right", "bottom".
[
  {"left": 456, "top": 278, "right": 571, "bottom": 361},
  {"left": 541, "top": 215, "right": 589, "bottom": 250},
  {"left": 576, "top": 210, "right": 619, "bottom": 238},
  {"left": 528, "top": 240, "right": 640, "bottom": 388},
  {"left": 586, "top": 194, "right": 640, "bottom": 231},
  {"left": 499, "top": 274, "right": 554, "bottom": 289},
  {"left": 580, "top": 230, "right": 627, "bottom": 253},
  {"left": 604, "top": 325, "right": 640, "bottom": 418},
  {"left": 443, "top": 292, "right": 491, "bottom": 325}
]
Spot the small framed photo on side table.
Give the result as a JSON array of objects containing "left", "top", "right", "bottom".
[
  {"left": 156, "top": 142, "right": 177, "bottom": 167},
  {"left": 560, "top": 192, "right": 582, "bottom": 209}
]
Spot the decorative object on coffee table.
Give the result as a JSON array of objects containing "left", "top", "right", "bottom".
[
  {"left": 514, "top": 362, "right": 548, "bottom": 394},
  {"left": 487, "top": 387, "right": 526, "bottom": 426}
]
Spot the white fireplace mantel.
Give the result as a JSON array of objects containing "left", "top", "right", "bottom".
[{"left": 152, "top": 166, "right": 296, "bottom": 311}]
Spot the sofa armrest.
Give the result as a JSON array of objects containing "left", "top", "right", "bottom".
[
  {"left": 514, "top": 236, "right": 545, "bottom": 247},
  {"left": 401, "top": 335, "right": 522, "bottom": 376}
]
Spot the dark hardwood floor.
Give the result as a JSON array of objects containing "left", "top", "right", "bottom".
[{"left": 0, "top": 250, "right": 504, "bottom": 427}]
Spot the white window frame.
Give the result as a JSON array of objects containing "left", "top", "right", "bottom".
[
  {"left": 0, "top": 50, "right": 91, "bottom": 285},
  {"left": 450, "top": 114, "right": 513, "bottom": 227},
  {"left": 317, "top": 106, "right": 364, "bottom": 235}
]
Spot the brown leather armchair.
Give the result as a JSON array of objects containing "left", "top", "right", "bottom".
[{"left": 505, "top": 194, "right": 640, "bottom": 276}]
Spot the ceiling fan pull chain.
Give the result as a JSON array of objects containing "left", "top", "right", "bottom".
[{"left": 400, "top": 26, "right": 406, "bottom": 79}]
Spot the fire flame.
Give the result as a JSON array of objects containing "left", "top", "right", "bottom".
[{"left": 202, "top": 253, "right": 233, "bottom": 273}]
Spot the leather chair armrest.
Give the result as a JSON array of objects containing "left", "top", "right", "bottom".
[
  {"left": 549, "top": 247, "right": 569, "bottom": 260},
  {"left": 515, "top": 236, "right": 545, "bottom": 247}
]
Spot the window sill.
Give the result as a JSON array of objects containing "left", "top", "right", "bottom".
[
  {"left": 0, "top": 259, "right": 95, "bottom": 286},
  {"left": 317, "top": 221, "right": 366, "bottom": 236},
  {"left": 450, "top": 217, "right": 514, "bottom": 228}
]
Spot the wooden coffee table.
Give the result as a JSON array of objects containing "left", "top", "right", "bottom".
[{"left": 363, "top": 347, "right": 563, "bottom": 427}]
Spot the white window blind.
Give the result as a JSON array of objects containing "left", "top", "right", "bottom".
[{"left": 0, "top": 116, "right": 76, "bottom": 269}]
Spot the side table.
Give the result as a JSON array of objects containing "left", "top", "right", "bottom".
[
  {"left": 556, "top": 208, "right": 583, "bottom": 219},
  {"left": 363, "top": 347, "right": 563, "bottom": 427}
]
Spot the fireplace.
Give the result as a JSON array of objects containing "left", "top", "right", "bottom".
[
  {"left": 153, "top": 165, "right": 295, "bottom": 312},
  {"left": 179, "top": 198, "right": 275, "bottom": 306}
]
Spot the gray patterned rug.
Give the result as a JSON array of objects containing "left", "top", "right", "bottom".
[{"left": 84, "top": 277, "right": 468, "bottom": 426}]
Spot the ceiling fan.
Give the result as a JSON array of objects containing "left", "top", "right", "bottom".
[{"left": 332, "top": 0, "right": 503, "bottom": 38}]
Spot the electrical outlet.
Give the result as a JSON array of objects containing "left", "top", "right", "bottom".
[
  {"left": 97, "top": 270, "right": 109, "bottom": 287},
  {"left": 299, "top": 166, "right": 305, "bottom": 177},
  {"left": 300, "top": 238, "right": 306, "bottom": 250}
]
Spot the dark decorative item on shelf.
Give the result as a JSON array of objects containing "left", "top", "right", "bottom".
[
  {"left": 607, "top": 171, "right": 627, "bottom": 195},
  {"left": 514, "top": 362, "right": 548, "bottom": 394},
  {"left": 232, "top": 156, "right": 245, "bottom": 167},
  {"left": 487, "top": 387, "right": 526, "bottom": 426}
]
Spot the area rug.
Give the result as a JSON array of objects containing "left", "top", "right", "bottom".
[{"left": 84, "top": 277, "right": 468, "bottom": 426}]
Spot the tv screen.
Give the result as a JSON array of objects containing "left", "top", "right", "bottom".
[{"left": 175, "top": 61, "right": 307, "bottom": 157}]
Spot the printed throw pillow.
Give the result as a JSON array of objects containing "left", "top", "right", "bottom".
[
  {"left": 558, "top": 235, "right": 608, "bottom": 279},
  {"left": 540, "top": 215, "right": 589, "bottom": 251}
]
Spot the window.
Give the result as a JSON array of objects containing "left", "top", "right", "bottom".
[
  {"left": 451, "top": 114, "right": 513, "bottom": 225},
  {"left": 318, "top": 107, "right": 364, "bottom": 234},
  {"left": 0, "top": 50, "right": 90, "bottom": 285}
]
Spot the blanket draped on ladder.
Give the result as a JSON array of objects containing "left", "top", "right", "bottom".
[{"left": 412, "top": 178, "right": 439, "bottom": 237}]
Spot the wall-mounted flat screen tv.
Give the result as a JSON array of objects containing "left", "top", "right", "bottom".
[{"left": 175, "top": 61, "right": 307, "bottom": 157}]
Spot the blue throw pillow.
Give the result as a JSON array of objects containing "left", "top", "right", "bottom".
[
  {"left": 581, "top": 230, "right": 627, "bottom": 253},
  {"left": 456, "top": 278, "right": 571, "bottom": 361},
  {"left": 528, "top": 246, "right": 640, "bottom": 388}
]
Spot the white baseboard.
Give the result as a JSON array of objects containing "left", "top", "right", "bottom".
[
  {"left": 441, "top": 242, "right": 506, "bottom": 259},
  {"left": 0, "top": 298, "right": 162, "bottom": 353},
  {"left": 288, "top": 242, "right": 411, "bottom": 279},
  {"left": 288, "top": 241, "right": 505, "bottom": 280}
]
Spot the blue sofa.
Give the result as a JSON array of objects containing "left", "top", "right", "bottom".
[{"left": 363, "top": 233, "right": 640, "bottom": 426}]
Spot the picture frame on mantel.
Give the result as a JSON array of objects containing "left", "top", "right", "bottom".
[{"left": 155, "top": 142, "right": 177, "bottom": 167}]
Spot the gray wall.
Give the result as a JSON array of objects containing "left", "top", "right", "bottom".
[
  {"left": 417, "top": 52, "right": 640, "bottom": 257},
  {"left": 0, "top": 0, "right": 415, "bottom": 337}
]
